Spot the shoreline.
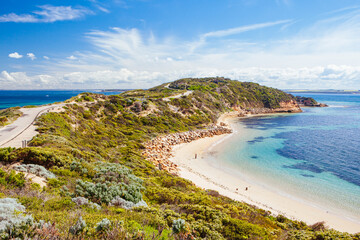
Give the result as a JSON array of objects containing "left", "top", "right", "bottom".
[{"left": 168, "top": 111, "right": 360, "bottom": 234}]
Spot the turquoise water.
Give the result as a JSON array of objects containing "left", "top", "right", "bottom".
[{"left": 208, "top": 94, "right": 360, "bottom": 222}]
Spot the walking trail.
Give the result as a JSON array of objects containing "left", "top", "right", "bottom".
[{"left": 0, "top": 104, "right": 65, "bottom": 148}]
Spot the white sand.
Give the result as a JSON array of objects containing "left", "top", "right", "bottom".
[{"left": 170, "top": 113, "right": 360, "bottom": 234}]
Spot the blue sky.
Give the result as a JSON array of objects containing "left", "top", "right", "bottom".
[{"left": 1, "top": 0, "right": 360, "bottom": 89}]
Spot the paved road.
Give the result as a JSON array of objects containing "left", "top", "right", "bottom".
[{"left": 0, "top": 104, "right": 64, "bottom": 147}]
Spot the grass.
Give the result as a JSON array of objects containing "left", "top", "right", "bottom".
[
  {"left": 0, "top": 107, "right": 23, "bottom": 127},
  {"left": 0, "top": 78, "right": 358, "bottom": 239}
]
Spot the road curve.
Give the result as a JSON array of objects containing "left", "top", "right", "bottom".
[{"left": 0, "top": 104, "right": 65, "bottom": 148}]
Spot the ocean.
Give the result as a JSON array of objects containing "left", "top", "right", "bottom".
[
  {"left": 208, "top": 93, "right": 360, "bottom": 222},
  {"left": 0, "top": 90, "right": 124, "bottom": 110},
  {"left": 2, "top": 90, "right": 359, "bottom": 222}
]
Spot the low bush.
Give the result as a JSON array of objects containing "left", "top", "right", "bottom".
[
  {"left": 0, "top": 168, "right": 25, "bottom": 188},
  {"left": 13, "top": 164, "right": 56, "bottom": 179}
]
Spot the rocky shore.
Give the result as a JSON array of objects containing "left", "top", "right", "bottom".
[
  {"left": 143, "top": 100, "right": 301, "bottom": 174},
  {"left": 143, "top": 125, "right": 232, "bottom": 173}
]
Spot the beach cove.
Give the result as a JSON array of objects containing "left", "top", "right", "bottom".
[{"left": 169, "top": 109, "right": 360, "bottom": 233}]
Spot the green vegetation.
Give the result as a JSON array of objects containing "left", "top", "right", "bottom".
[
  {"left": 295, "top": 96, "right": 318, "bottom": 106},
  {"left": 0, "top": 78, "right": 358, "bottom": 239},
  {"left": 0, "top": 107, "right": 23, "bottom": 127},
  {"left": 0, "top": 168, "right": 26, "bottom": 188}
]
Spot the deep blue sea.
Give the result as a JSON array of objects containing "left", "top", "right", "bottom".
[
  {"left": 0, "top": 90, "right": 124, "bottom": 110},
  {"left": 2, "top": 91, "right": 359, "bottom": 221},
  {"left": 210, "top": 93, "right": 360, "bottom": 221}
]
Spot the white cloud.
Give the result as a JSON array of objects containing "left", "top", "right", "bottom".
[
  {"left": 88, "top": 0, "right": 111, "bottom": 13},
  {"left": 3, "top": 9, "right": 360, "bottom": 89},
  {"left": 0, "top": 5, "right": 92, "bottom": 23},
  {"left": 0, "top": 13, "right": 37, "bottom": 23},
  {"left": 8, "top": 52, "right": 23, "bottom": 59},
  {"left": 67, "top": 55, "right": 77, "bottom": 60},
  {"left": 1, "top": 71, "right": 15, "bottom": 81},
  {"left": 27, "top": 53, "right": 36, "bottom": 60},
  {"left": 43, "top": 56, "right": 50, "bottom": 60},
  {"left": 202, "top": 20, "right": 292, "bottom": 39},
  {"left": 2, "top": 65, "right": 360, "bottom": 90}
]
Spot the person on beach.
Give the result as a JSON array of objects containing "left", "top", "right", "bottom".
[{"left": 195, "top": 153, "right": 197, "bottom": 159}]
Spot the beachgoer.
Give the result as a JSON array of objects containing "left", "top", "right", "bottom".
[
  {"left": 245, "top": 187, "right": 248, "bottom": 191},
  {"left": 195, "top": 153, "right": 197, "bottom": 159}
]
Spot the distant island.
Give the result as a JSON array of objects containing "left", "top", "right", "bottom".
[
  {"left": 0, "top": 77, "right": 358, "bottom": 239},
  {"left": 287, "top": 89, "right": 360, "bottom": 94},
  {"left": 100, "top": 89, "right": 132, "bottom": 92}
]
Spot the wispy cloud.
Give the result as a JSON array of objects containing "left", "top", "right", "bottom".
[
  {"left": 88, "top": 0, "right": 111, "bottom": 13},
  {"left": 8, "top": 52, "right": 23, "bottom": 59},
  {"left": 3, "top": 9, "right": 360, "bottom": 89},
  {"left": 67, "top": 55, "right": 77, "bottom": 60},
  {"left": 27, "top": 53, "right": 36, "bottom": 60},
  {"left": 0, "top": 5, "right": 92, "bottom": 23},
  {"left": 202, "top": 20, "right": 292, "bottom": 38}
]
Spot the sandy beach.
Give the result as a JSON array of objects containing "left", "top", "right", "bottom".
[{"left": 169, "top": 113, "right": 360, "bottom": 234}]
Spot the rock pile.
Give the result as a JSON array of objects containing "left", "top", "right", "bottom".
[{"left": 143, "top": 126, "right": 232, "bottom": 174}]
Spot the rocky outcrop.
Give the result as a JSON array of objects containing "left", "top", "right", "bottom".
[
  {"left": 143, "top": 126, "right": 232, "bottom": 174},
  {"left": 295, "top": 96, "right": 328, "bottom": 107},
  {"left": 273, "top": 100, "right": 303, "bottom": 113},
  {"left": 235, "top": 100, "right": 302, "bottom": 114}
]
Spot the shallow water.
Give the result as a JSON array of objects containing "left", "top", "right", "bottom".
[{"left": 208, "top": 94, "right": 360, "bottom": 222}]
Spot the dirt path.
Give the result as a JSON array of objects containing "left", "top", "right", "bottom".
[
  {"left": 0, "top": 104, "right": 65, "bottom": 148},
  {"left": 162, "top": 90, "right": 193, "bottom": 102}
]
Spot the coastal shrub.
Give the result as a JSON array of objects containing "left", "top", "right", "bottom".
[
  {"left": 0, "top": 147, "right": 15, "bottom": 161},
  {"left": 221, "top": 218, "right": 271, "bottom": 239},
  {"left": 94, "top": 162, "right": 143, "bottom": 188},
  {"left": 0, "top": 198, "right": 34, "bottom": 239},
  {"left": 44, "top": 197, "right": 75, "bottom": 211},
  {"left": 95, "top": 218, "right": 111, "bottom": 232},
  {"left": 109, "top": 196, "right": 148, "bottom": 209},
  {"left": 72, "top": 196, "right": 89, "bottom": 206},
  {"left": 0, "top": 168, "right": 25, "bottom": 188},
  {"left": 71, "top": 196, "right": 101, "bottom": 210},
  {"left": 47, "top": 178, "right": 66, "bottom": 189},
  {"left": 13, "top": 164, "right": 56, "bottom": 179},
  {"left": 192, "top": 222, "right": 225, "bottom": 239},
  {"left": 70, "top": 159, "right": 96, "bottom": 177},
  {"left": 172, "top": 218, "right": 186, "bottom": 234},
  {"left": 8, "top": 147, "right": 74, "bottom": 168},
  {"left": 74, "top": 162, "right": 144, "bottom": 205},
  {"left": 69, "top": 216, "right": 87, "bottom": 235},
  {"left": 0, "top": 107, "right": 22, "bottom": 127},
  {"left": 74, "top": 180, "right": 143, "bottom": 204},
  {"left": 2, "top": 78, "right": 352, "bottom": 239},
  {"left": 172, "top": 218, "right": 192, "bottom": 239}
]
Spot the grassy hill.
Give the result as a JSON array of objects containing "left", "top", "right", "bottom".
[{"left": 0, "top": 78, "right": 358, "bottom": 239}]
